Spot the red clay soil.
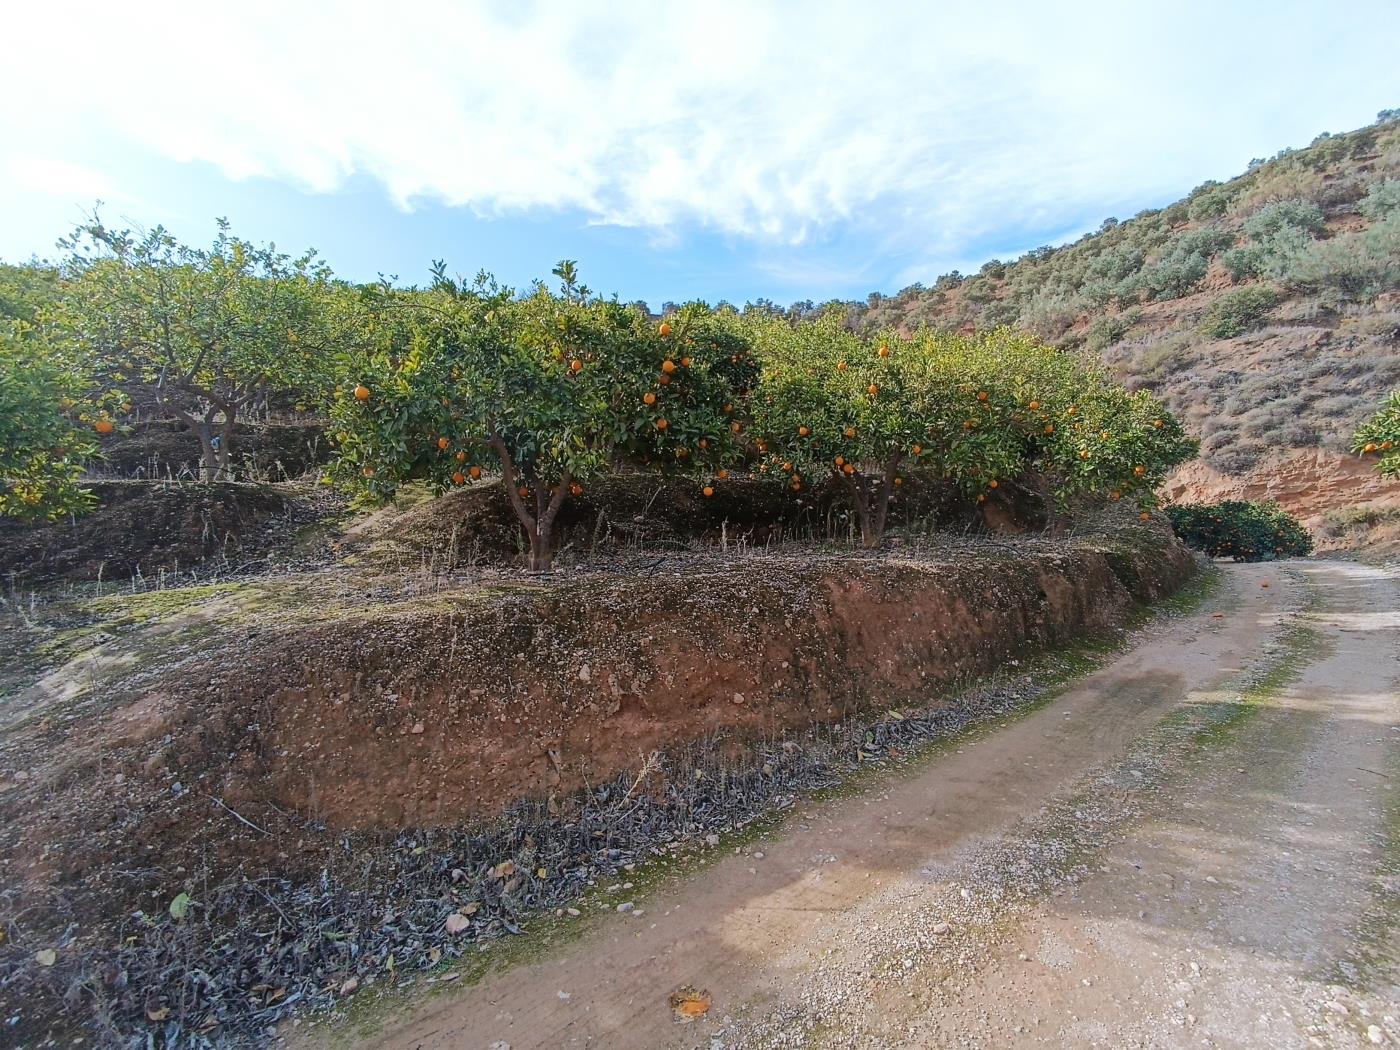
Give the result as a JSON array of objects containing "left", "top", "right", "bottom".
[{"left": 82, "top": 526, "right": 1191, "bottom": 843}]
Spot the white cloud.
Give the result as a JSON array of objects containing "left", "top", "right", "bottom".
[
  {"left": 3, "top": 0, "right": 1399, "bottom": 270},
  {"left": 4, "top": 155, "right": 115, "bottom": 200}
]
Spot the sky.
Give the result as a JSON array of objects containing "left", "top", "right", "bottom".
[{"left": 2, "top": 1, "right": 1399, "bottom": 310}]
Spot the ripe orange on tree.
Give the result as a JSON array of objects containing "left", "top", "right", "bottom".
[{"left": 354, "top": 384, "right": 371, "bottom": 401}]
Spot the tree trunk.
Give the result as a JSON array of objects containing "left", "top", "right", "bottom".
[
  {"left": 194, "top": 420, "right": 220, "bottom": 483},
  {"left": 836, "top": 456, "right": 901, "bottom": 549},
  {"left": 526, "top": 525, "right": 555, "bottom": 572}
]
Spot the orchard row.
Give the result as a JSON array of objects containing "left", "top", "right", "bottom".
[{"left": 328, "top": 275, "right": 1197, "bottom": 569}]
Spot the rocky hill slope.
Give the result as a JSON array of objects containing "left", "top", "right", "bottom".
[{"left": 851, "top": 113, "right": 1400, "bottom": 529}]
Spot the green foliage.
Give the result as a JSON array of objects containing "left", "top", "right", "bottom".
[
  {"left": 1166, "top": 500, "right": 1313, "bottom": 561},
  {"left": 1265, "top": 213, "right": 1400, "bottom": 302},
  {"left": 1199, "top": 284, "right": 1280, "bottom": 338},
  {"left": 329, "top": 271, "right": 747, "bottom": 569},
  {"left": 58, "top": 215, "right": 356, "bottom": 479},
  {"left": 1353, "top": 390, "right": 1400, "bottom": 478},
  {"left": 1360, "top": 179, "right": 1400, "bottom": 220},
  {"left": 1119, "top": 228, "right": 1233, "bottom": 302},
  {"left": 738, "top": 317, "right": 1194, "bottom": 545},
  {"left": 1242, "top": 199, "right": 1325, "bottom": 240},
  {"left": 0, "top": 323, "right": 98, "bottom": 519}
]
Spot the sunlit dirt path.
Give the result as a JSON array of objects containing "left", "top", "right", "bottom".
[{"left": 296, "top": 561, "right": 1399, "bottom": 1050}]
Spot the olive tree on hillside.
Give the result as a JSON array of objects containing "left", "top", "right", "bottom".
[{"left": 58, "top": 215, "right": 350, "bottom": 480}]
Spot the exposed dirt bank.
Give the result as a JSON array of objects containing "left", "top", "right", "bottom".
[
  {"left": 1164, "top": 446, "right": 1400, "bottom": 540},
  {"left": 323, "top": 561, "right": 1400, "bottom": 1050},
  {"left": 0, "top": 518, "right": 1192, "bottom": 1046}
]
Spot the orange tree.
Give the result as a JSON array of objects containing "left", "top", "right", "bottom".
[
  {"left": 329, "top": 271, "right": 747, "bottom": 570},
  {"left": 742, "top": 316, "right": 1194, "bottom": 545},
  {"left": 58, "top": 215, "right": 351, "bottom": 480},
  {"left": 1354, "top": 391, "right": 1399, "bottom": 477},
  {"left": 0, "top": 321, "right": 103, "bottom": 519},
  {"left": 741, "top": 310, "right": 932, "bottom": 546}
]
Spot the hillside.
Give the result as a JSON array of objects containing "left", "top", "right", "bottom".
[{"left": 852, "top": 113, "right": 1400, "bottom": 529}]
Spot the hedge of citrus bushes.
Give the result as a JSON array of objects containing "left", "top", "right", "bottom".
[
  {"left": 1166, "top": 500, "right": 1314, "bottom": 561},
  {"left": 327, "top": 272, "right": 1197, "bottom": 569}
]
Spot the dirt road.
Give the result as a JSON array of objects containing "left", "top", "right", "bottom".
[{"left": 304, "top": 561, "right": 1399, "bottom": 1050}]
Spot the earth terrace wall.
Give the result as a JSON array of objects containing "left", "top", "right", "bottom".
[{"left": 142, "top": 524, "right": 1197, "bottom": 833}]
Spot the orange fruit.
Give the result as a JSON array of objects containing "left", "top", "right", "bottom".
[
  {"left": 963, "top": 420, "right": 975, "bottom": 430},
  {"left": 878, "top": 344, "right": 890, "bottom": 358},
  {"left": 518, "top": 486, "right": 530, "bottom": 498},
  {"left": 717, "top": 469, "right": 728, "bottom": 479},
  {"left": 452, "top": 471, "right": 466, "bottom": 485},
  {"left": 977, "top": 390, "right": 988, "bottom": 401},
  {"left": 1363, "top": 442, "right": 1378, "bottom": 453},
  {"left": 1079, "top": 450, "right": 1089, "bottom": 460},
  {"left": 976, "top": 493, "right": 986, "bottom": 503},
  {"left": 455, "top": 450, "right": 466, "bottom": 462},
  {"left": 723, "top": 403, "right": 733, "bottom": 414},
  {"left": 570, "top": 359, "right": 583, "bottom": 373},
  {"left": 1153, "top": 419, "right": 1164, "bottom": 429},
  {"left": 798, "top": 425, "right": 810, "bottom": 437},
  {"left": 842, "top": 463, "right": 855, "bottom": 475},
  {"left": 658, "top": 374, "right": 671, "bottom": 386},
  {"left": 1134, "top": 465, "right": 1146, "bottom": 476},
  {"left": 1044, "top": 424, "right": 1055, "bottom": 435},
  {"left": 1139, "top": 511, "right": 1151, "bottom": 521},
  {"left": 834, "top": 455, "right": 845, "bottom": 466},
  {"left": 844, "top": 426, "right": 856, "bottom": 439},
  {"left": 1100, "top": 430, "right": 1110, "bottom": 440},
  {"left": 94, "top": 418, "right": 114, "bottom": 435},
  {"left": 730, "top": 422, "right": 742, "bottom": 434},
  {"left": 570, "top": 482, "right": 584, "bottom": 496},
  {"left": 1383, "top": 440, "right": 1394, "bottom": 450},
  {"left": 702, "top": 486, "right": 715, "bottom": 498},
  {"left": 1028, "top": 400, "right": 1040, "bottom": 410},
  {"left": 469, "top": 466, "right": 482, "bottom": 479},
  {"left": 989, "top": 479, "right": 999, "bottom": 489},
  {"left": 643, "top": 391, "right": 657, "bottom": 406},
  {"left": 782, "top": 462, "right": 793, "bottom": 472},
  {"left": 699, "top": 438, "right": 709, "bottom": 449},
  {"left": 837, "top": 360, "right": 848, "bottom": 372},
  {"left": 656, "top": 418, "right": 668, "bottom": 430},
  {"left": 894, "top": 476, "right": 904, "bottom": 486},
  {"left": 658, "top": 321, "right": 672, "bottom": 336},
  {"left": 437, "top": 437, "right": 450, "bottom": 450},
  {"left": 363, "top": 465, "right": 376, "bottom": 477},
  {"left": 868, "top": 384, "right": 879, "bottom": 396},
  {"left": 353, "top": 384, "right": 370, "bottom": 401},
  {"left": 912, "top": 443, "right": 922, "bottom": 455},
  {"left": 680, "top": 357, "right": 691, "bottom": 367},
  {"left": 662, "top": 359, "right": 677, "bottom": 374}
]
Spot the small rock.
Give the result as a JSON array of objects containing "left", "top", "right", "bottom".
[
  {"left": 754, "top": 851, "right": 765, "bottom": 860},
  {"left": 931, "top": 922, "right": 950, "bottom": 935},
  {"left": 566, "top": 907, "right": 581, "bottom": 917},
  {"left": 731, "top": 692, "right": 746, "bottom": 705},
  {"left": 1368, "top": 1026, "right": 1384, "bottom": 1045},
  {"left": 339, "top": 976, "right": 359, "bottom": 995},
  {"left": 616, "top": 902, "right": 635, "bottom": 913},
  {"left": 705, "top": 834, "right": 720, "bottom": 847},
  {"left": 577, "top": 664, "right": 591, "bottom": 682},
  {"left": 410, "top": 722, "right": 425, "bottom": 735},
  {"left": 557, "top": 990, "right": 571, "bottom": 1001}
]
